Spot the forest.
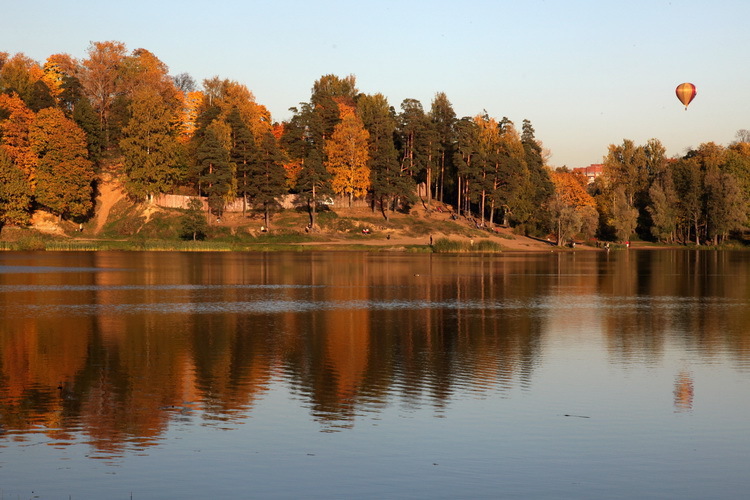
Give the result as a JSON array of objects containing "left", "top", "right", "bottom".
[{"left": 1, "top": 41, "right": 750, "bottom": 246}]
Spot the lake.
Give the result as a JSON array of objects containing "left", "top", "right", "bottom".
[{"left": 1, "top": 250, "right": 749, "bottom": 499}]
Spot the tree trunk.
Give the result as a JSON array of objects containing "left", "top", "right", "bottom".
[{"left": 457, "top": 176, "right": 462, "bottom": 217}]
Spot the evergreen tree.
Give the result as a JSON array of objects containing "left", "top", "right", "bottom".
[
  {"left": 452, "top": 117, "right": 480, "bottom": 217},
  {"left": 226, "top": 108, "right": 256, "bottom": 216},
  {"left": 247, "top": 130, "right": 286, "bottom": 229},
  {"left": 521, "top": 119, "right": 554, "bottom": 235},
  {"left": 27, "top": 80, "right": 55, "bottom": 112},
  {"left": 397, "top": 99, "right": 434, "bottom": 192},
  {"left": 310, "top": 74, "right": 358, "bottom": 140},
  {"left": 359, "top": 93, "right": 414, "bottom": 220},
  {"left": 195, "top": 122, "right": 232, "bottom": 218},
  {"left": 180, "top": 197, "right": 208, "bottom": 241},
  {"left": 429, "top": 92, "right": 456, "bottom": 204},
  {"left": 73, "top": 97, "right": 103, "bottom": 163},
  {"left": 120, "top": 88, "right": 183, "bottom": 201},
  {"left": 296, "top": 147, "right": 331, "bottom": 229}
]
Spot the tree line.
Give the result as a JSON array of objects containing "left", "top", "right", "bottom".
[{"left": 1, "top": 41, "right": 749, "bottom": 245}]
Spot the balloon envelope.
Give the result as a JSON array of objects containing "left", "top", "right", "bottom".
[{"left": 676, "top": 83, "right": 697, "bottom": 109}]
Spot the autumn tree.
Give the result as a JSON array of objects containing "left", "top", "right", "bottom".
[
  {"left": 325, "top": 113, "right": 370, "bottom": 207},
  {"left": 549, "top": 169, "right": 597, "bottom": 245},
  {"left": 120, "top": 88, "right": 184, "bottom": 201},
  {"left": 311, "top": 74, "right": 358, "bottom": 139},
  {"left": 610, "top": 186, "right": 638, "bottom": 242},
  {"left": 79, "top": 41, "right": 127, "bottom": 149},
  {"left": 0, "top": 93, "right": 37, "bottom": 184},
  {"left": 29, "top": 108, "right": 94, "bottom": 219},
  {"left": 0, "top": 149, "right": 32, "bottom": 229},
  {"left": 0, "top": 53, "right": 42, "bottom": 104},
  {"left": 647, "top": 174, "right": 678, "bottom": 243}
]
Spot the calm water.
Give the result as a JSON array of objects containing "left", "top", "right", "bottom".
[{"left": 0, "top": 250, "right": 749, "bottom": 499}]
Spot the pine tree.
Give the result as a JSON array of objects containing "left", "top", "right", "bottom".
[
  {"left": 120, "top": 88, "right": 183, "bottom": 201},
  {"left": 247, "top": 130, "right": 286, "bottom": 229},
  {"left": 226, "top": 108, "right": 256, "bottom": 216},
  {"left": 296, "top": 148, "right": 331, "bottom": 229},
  {"left": 195, "top": 122, "right": 232, "bottom": 218},
  {"left": 429, "top": 92, "right": 456, "bottom": 203},
  {"left": 359, "top": 93, "right": 413, "bottom": 220}
]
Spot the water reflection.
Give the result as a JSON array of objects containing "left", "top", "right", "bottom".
[{"left": 1, "top": 250, "right": 748, "bottom": 453}]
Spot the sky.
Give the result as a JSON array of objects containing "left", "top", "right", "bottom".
[{"left": 3, "top": 0, "right": 749, "bottom": 167}]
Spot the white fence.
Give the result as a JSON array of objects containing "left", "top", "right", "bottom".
[{"left": 153, "top": 193, "right": 368, "bottom": 211}]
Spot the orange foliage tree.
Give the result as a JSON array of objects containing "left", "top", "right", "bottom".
[
  {"left": 29, "top": 108, "right": 94, "bottom": 219},
  {"left": 549, "top": 170, "right": 598, "bottom": 245},
  {"left": 0, "top": 93, "right": 37, "bottom": 185}
]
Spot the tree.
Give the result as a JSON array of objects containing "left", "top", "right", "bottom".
[
  {"left": 520, "top": 119, "right": 554, "bottom": 235},
  {"left": 672, "top": 157, "right": 704, "bottom": 245},
  {"left": 311, "top": 74, "right": 358, "bottom": 139},
  {"left": 79, "top": 41, "right": 127, "bottom": 148},
  {"left": 246, "top": 130, "right": 286, "bottom": 229},
  {"left": 429, "top": 92, "right": 456, "bottom": 203},
  {"left": 194, "top": 120, "right": 232, "bottom": 218},
  {"left": 452, "top": 117, "right": 480, "bottom": 217},
  {"left": 0, "top": 53, "right": 42, "bottom": 104},
  {"left": 359, "top": 93, "right": 413, "bottom": 220},
  {"left": 603, "top": 139, "right": 647, "bottom": 207},
  {"left": 180, "top": 197, "right": 208, "bottom": 241},
  {"left": 0, "top": 92, "right": 37, "bottom": 183},
  {"left": 73, "top": 96, "right": 104, "bottom": 163},
  {"left": 325, "top": 113, "right": 370, "bottom": 207},
  {"left": 120, "top": 88, "right": 183, "bottom": 201},
  {"left": 29, "top": 108, "right": 94, "bottom": 219},
  {"left": 226, "top": 108, "right": 256, "bottom": 215},
  {"left": 610, "top": 186, "right": 638, "bottom": 242},
  {"left": 704, "top": 167, "right": 746, "bottom": 244},
  {"left": 397, "top": 98, "right": 435, "bottom": 192},
  {"left": 0, "top": 148, "right": 32, "bottom": 229},
  {"left": 296, "top": 148, "right": 331, "bottom": 229},
  {"left": 549, "top": 170, "right": 596, "bottom": 245},
  {"left": 173, "top": 73, "right": 196, "bottom": 93},
  {"left": 647, "top": 177, "right": 678, "bottom": 243}
]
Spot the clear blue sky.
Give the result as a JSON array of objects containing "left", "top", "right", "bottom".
[{"left": 3, "top": 0, "right": 749, "bottom": 167}]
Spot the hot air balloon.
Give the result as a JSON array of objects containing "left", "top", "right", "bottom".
[{"left": 676, "top": 83, "right": 697, "bottom": 110}]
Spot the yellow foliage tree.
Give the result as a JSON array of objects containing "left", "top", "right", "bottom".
[{"left": 325, "top": 113, "right": 370, "bottom": 207}]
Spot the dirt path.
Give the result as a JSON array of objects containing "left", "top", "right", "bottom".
[{"left": 94, "top": 174, "right": 125, "bottom": 234}]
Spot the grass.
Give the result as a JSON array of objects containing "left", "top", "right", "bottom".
[{"left": 431, "top": 237, "right": 503, "bottom": 253}]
